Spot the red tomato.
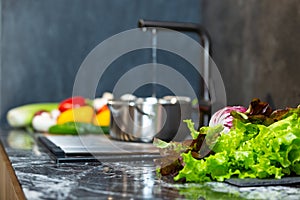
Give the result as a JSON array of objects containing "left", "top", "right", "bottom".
[{"left": 58, "top": 96, "right": 86, "bottom": 112}]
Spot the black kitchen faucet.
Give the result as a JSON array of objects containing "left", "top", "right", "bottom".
[{"left": 138, "top": 19, "right": 212, "bottom": 128}]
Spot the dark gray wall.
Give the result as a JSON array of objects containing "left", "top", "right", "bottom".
[
  {"left": 202, "top": 0, "right": 300, "bottom": 108},
  {"left": 0, "top": 0, "right": 201, "bottom": 126}
]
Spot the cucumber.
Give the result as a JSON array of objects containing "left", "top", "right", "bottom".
[
  {"left": 48, "top": 123, "right": 78, "bottom": 135},
  {"left": 48, "top": 122, "right": 109, "bottom": 135}
]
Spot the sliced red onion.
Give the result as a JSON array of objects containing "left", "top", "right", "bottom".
[{"left": 209, "top": 106, "right": 247, "bottom": 133}]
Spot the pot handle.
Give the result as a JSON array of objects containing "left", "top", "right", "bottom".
[
  {"left": 134, "top": 106, "right": 154, "bottom": 118},
  {"left": 107, "top": 103, "right": 121, "bottom": 116}
]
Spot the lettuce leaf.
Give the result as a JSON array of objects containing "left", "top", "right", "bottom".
[
  {"left": 174, "top": 112, "right": 300, "bottom": 182},
  {"left": 183, "top": 119, "right": 199, "bottom": 139}
]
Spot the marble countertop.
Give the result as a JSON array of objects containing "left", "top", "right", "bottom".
[{"left": 2, "top": 129, "right": 300, "bottom": 200}]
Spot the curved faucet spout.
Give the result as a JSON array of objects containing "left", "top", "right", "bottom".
[{"left": 138, "top": 19, "right": 212, "bottom": 127}]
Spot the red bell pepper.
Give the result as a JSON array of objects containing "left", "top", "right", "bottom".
[
  {"left": 58, "top": 96, "right": 86, "bottom": 112},
  {"left": 97, "top": 105, "right": 109, "bottom": 114}
]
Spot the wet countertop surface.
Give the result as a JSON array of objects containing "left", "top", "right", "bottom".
[{"left": 2, "top": 129, "right": 300, "bottom": 200}]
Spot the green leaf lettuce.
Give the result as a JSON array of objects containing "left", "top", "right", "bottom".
[{"left": 174, "top": 113, "right": 300, "bottom": 182}]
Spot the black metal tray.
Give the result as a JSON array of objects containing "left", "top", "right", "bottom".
[
  {"left": 38, "top": 134, "right": 160, "bottom": 164},
  {"left": 225, "top": 176, "right": 300, "bottom": 187}
]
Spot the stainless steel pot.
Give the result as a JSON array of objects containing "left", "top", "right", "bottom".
[{"left": 107, "top": 97, "right": 192, "bottom": 142}]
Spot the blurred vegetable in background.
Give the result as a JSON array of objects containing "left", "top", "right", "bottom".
[
  {"left": 6, "top": 93, "right": 113, "bottom": 134},
  {"left": 58, "top": 96, "right": 86, "bottom": 112},
  {"left": 7, "top": 103, "right": 58, "bottom": 128}
]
